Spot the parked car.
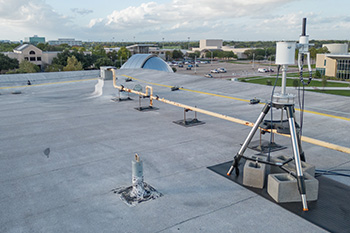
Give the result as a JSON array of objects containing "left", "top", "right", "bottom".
[
  {"left": 267, "top": 68, "right": 274, "bottom": 72},
  {"left": 218, "top": 68, "right": 227, "bottom": 73},
  {"left": 188, "top": 64, "right": 193, "bottom": 68},
  {"left": 211, "top": 69, "right": 219, "bottom": 73},
  {"left": 186, "top": 67, "right": 192, "bottom": 70},
  {"left": 258, "top": 68, "right": 268, "bottom": 73},
  {"left": 250, "top": 98, "right": 260, "bottom": 104},
  {"left": 204, "top": 74, "right": 213, "bottom": 78},
  {"left": 178, "top": 64, "right": 183, "bottom": 68}
]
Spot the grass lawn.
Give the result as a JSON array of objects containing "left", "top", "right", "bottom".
[
  {"left": 239, "top": 77, "right": 349, "bottom": 87},
  {"left": 308, "top": 90, "right": 350, "bottom": 96},
  {"left": 238, "top": 76, "right": 350, "bottom": 97}
]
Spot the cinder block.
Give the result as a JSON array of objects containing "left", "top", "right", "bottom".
[
  {"left": 284, "top": 161, "right": 315, "bottom": 177},
  {"left": 270, "top": 155, "right": 315, "bottom": 177},
  {"left": 243, "top": 160, "right": 266, "bottom": 189},
  {"left": 250, "top": 154, "right": 267, "bottom": 162},
  {"left": 267, "top": 173, "right": 318, "bottom": 203},
  {"left": 269, "top": 155, "right": 290, "bottom": 174}
]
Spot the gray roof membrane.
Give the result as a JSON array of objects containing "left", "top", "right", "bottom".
[{"left": 1, "top": 69, "right": 349, "bottom": 232}]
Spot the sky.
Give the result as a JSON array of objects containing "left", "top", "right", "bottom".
[{"left": 1, "top": 0, "right": 350, "bottom": 42}]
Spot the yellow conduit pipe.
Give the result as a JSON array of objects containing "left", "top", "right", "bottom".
[
  {"left": 152, "top": 96, "right": 350, "bottom": 154},
  {"left": 110, "top": 69, "right": 350, "bottom": 154},
  {"left": 111, "top": 68, "right": 153, "bottom": 106}
]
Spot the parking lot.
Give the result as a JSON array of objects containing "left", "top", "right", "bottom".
[{"left": 174, "top": 60, "right": 300, "bottom": 79}]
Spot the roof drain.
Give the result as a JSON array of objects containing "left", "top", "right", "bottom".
[{"left": 112, "top": 154, "right": 162, "bottom": 206}]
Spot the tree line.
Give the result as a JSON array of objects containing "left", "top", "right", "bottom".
[{"left": 0, "top": 40, "right": 348, "bottom": 74}]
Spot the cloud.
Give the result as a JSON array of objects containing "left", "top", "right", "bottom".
[
  {"left": 87, "top": 0, "right": 298, "bottom": 40},
  {"left": 0, "top": 0, "right": 90, "bottom": 40},
  {"left": 1, "top": 0, "right": 349, "bottom": 41},
  {"left": 71, "top": 8, "right": 93, "bottom": 15},
  {"left": 0, "top": 0, "right": 75, "bottom": 36}
]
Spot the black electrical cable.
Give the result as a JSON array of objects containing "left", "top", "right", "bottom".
[
  {"left": 267, "top": 65, "right": 281, "bottom": 161},
  {"left": 298, "top": 53, "right": 313, "bottom": 136},
  {"left": 315, "top": 169, "right": 350, "bottom": 178}
]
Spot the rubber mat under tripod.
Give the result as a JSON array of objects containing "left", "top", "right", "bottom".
[{"left": 207, "top": 160, "right": 350, "bottom": 233}]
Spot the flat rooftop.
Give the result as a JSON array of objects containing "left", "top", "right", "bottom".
[{"left": 1, "top": 69, "right": 349, "bottom": 232}]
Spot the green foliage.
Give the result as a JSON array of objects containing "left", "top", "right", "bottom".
[
  {"left": 243, "top": 48, "right": 274, "bottom": 60},
  {"left": 63, "top": 56, "right": 83, "bottom": 71},
  {"left": 0, "top": 42, "right": 21, "bottom": 52},
  {"left": 0, "top": 53, "right": 19, "bottom": 72},
  {"left": 107, "top": 51, "right": 118, "bottom": 62},
  {"left": 299, "top": 46, "right": 330, "bottom": 61},
  {"left": 188, "top": 51, "right": 201, "bottom": 59},
  {"left": 205, "top": 50, "right": 237, "bottom": 59},
  {"left": 17, "top": 60, "right": 40, "bottom": 73},
  {"left": 322, "top": 76, "right": 328, "bottom": 88},
  {"left": 314, "top": 70, "right": 321, "bottom": 79},
  {"left": 94, "top": 57, "right": 114, "bottom": 69},
  {"left": 172, "top": 50, "right": 183, "bottom": 59},
  {"left": 92, "top": 44, "right": 107, "bottom": 57},
  {"left": 266, "top": 79, "right": 272, "bottom": 86},
  {"left": 45, "top": 64, "right": 64, "bottom": 72},
  {"left": 309, "top": 90, "right": 350, "bottom": 97},
  {"left": 255, "top": 55, "right": 264, "bottom": 60},
  {"left": 242, "top": 76, "right": 349, "bottom": 88},
  {"left": 293, "top": 79, "right": 300, "bottom": 88},
  {"left": 165, "top": 51, "right": 172, "bottom": 61},
  {"left": 51, "top": 49, "right": 97, "bottom": 69},
  {"left": 117, "top": 47, "right": 130, "bottom": 60},
  {"left": 36, "top": 42, "right": 71, "bottom": 51},
  {"left": 172, "top": 67, "right": 177, "bottom": 72}
]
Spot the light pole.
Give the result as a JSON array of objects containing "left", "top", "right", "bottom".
[
  {"left": 195, "top": 55, "right": 197, "bottom": 74},
  {"left": 252, "top": 53, "right": 255, "bottom": 70}
]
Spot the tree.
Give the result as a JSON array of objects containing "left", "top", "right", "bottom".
[
  {"left": 45, "top": 64, "right": 64, "bottom": 72},
  {"left": 17, "top": 60, "right": 40, "bottom": 73},
  {"left": 172, "top": 50, "right": 183, "bottom": 59},
  {"left": 165, "top": 51, "right": 172, "bottom": 61},
  {"left": 322, "top": 76, "right": 328, "bottom": 88},
  {"left": 92, "top": 44, "right": 107, "bottom": 57},
  {"left": 314, "top": 70, "right": 321, "bottom": 79},
  {"left": 51, "top": 49, "right": 97, "bottom": 70},
  {"left": 117, "top": 47, "right": 130, "bottom": 60},
  {"left": 107, "top": 50, "right": 118, "bottom": 62},
  {"left": 188, "top": 51, "right": 200, "bottom": 59},
  {"left": 255, "top": 55, "right": 264, "bottom": 60},
  {"left": 0, "top": 53, "right": 19, "bottom": 73},
  {"left": 0, "top": 42, "right": 20, "bottom": 52},
  {"left": 94, "top": 57, "right": 114, "bottom": 69},
  {"left": 243, "top": 49, "right": 255, "bottom": 59},
  {"left": 63, "top": 55, "right": 83, "bottom": 71}
]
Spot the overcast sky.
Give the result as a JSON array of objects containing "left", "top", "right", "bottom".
[{"left": 1, "top": 0, "right": 349, "bottom": 42}]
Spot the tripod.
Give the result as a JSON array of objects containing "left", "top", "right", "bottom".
[{"left": 227, "top": 102, "right": 309, "bottom": 211}]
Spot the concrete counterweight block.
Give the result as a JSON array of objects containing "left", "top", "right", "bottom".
[
  {"left": 270, "top": 155, "right": 316, "bottom": 177},
  {"left": 267, "top": 173, "right": 319, "bottom": 203},
  {"left": 243, "top": 160, "right": 266, "bottom": 189}
]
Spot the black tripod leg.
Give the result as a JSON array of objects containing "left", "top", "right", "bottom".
[{"left": 227, "top": 104, "right": 270, "bottom": 176}]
